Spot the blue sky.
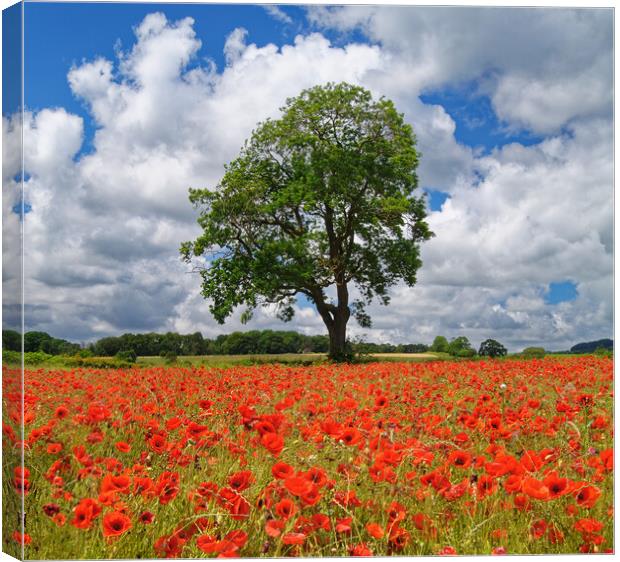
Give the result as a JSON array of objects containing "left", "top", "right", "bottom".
[
  {"left": 23, "top": 3, "right": 543, "bottom": 169},
  {"left": 2, "top": 3, "right": 612, "bottom": 350}
]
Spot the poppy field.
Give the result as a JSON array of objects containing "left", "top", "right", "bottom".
[{"left": 2, "top": 356, "right": 614, "bottom": 558}]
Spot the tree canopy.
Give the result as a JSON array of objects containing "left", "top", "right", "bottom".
[
  {"left": 181, "top": 82, "right": 432, "bottom": 360},
  {"left": 478, "top": 338, "right": 507, "bottom": 358}
]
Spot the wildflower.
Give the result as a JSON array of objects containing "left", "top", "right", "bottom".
[{"left": 102, "top": 511, "right": 132, "bottom": 538}]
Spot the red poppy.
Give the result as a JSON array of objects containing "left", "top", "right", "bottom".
[
  {"left": 148, "top": 434, "right": 167, "bottom": 453},
  {"left": 335, "top": 516, "right": 353, "bottom": 533},
  {"left": 71, "top": 498, "right": 102, "bottom": 529},
  {"left": 281, "top": 532, "right": 306, "bottom": 545},
  {"left": 101, "top": 474, "right": 131, "bottom": 495},
  {"left": 55, "top": 406, "right": 69, "bottom": 419},
  {"left": 388, "top": 526, "right": 410, "bottom": 549},
  {"left": 476, "top": 475, "right": 497, "bottom": 498},
  {"left": 102, "top": 511, "right": 132, "bottom": 538},
  {"left": 271, "top": 461, "right": 294, "bottom": 479},
  {"left": 228, "top": 470, "right": 254, "bottom": 492},
  {"left": 311, "top": 513, "right": 331, "bottom": 531},
  {"left": 13, "top": 531, "right": 31, "bottom": 545},
  {"left": 351, "top": 543, "right": 373, "bottom": 556},
  {"left": 299, "top": 484, "right": 323, "bottom": 505},
  {"left": 522, "top": 477, "right": 550, "bottom": 500},
  {"left": 530, "top": 519, "right": 547, "bottom": 539},
  {"left": 196, "top": 534, "right": 220, "bottom": 554},
  {"left": 275, "top": 498, "right": 297, "bottom": 520},
  {"left": 284, "top": 475, "right": 313, "bottom": 497},
  {"left": 265, "top": 519, "right": 285, "bottom": 537},
  {"left": 543, "top": 471, "right": 570, "bottom": 499},
  {"left": 115, "top": 441, "right": 131, "bottom": 453},
  {"left": 447, "top": 450, "right": 471, "bottom": 469},
  {"left": 574, "top": 484, "right": 602, "bottom": 508},
  {"left": 365, "top": 522, "right": 384, "bottom": 539},
  {"left": 139, "top": 511, "right": 155, "bottom": 524},
  {"left": 261, "top": 432, "right": 284, "bottom": 456},
  {"left": 339, "top": 427, "right": 363, "bottom": 446}
]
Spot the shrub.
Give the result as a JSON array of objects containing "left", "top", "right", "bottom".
[
  {"left": 521, "top": 347, "right": 546, "bottom": 358},
  {"left": 2, "top": 350, "right": 21, "bottom": 364},
  {"left": 115, "top": 349, "right": 137, "bottom": 363},
  {"left": 163, "top": 350, "right": 178, "bottom": 363}
]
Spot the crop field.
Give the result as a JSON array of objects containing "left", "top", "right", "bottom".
[{"left": 2, "top": 356, "right": 613, "bottom": 558}]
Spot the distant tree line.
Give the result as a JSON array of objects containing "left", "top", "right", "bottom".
[
  {"left": 570, "top": 339, "right": 613, "bottom": 354},
  {"left": 2, "top": 329, "right": 433, "bottom": 358},
  {"left": 2, "top": 330, "right": 81, "bottom": 355},
  {"left": 3, "top": 329, "right": 611, "bottom": 359}
]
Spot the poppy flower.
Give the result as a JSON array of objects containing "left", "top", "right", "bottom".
[
  {"left": 47, "top": 443, "right": 63, "bottom": 454},
  {"left": 284, "top": 475, "right": 313, "bottom": 497},
  {"left": 265, "top": 519, "right": 285, "bottom": 538},
  {"left": 271, "top": 461, "right": 294, "bottom": 479},
  {"left": 101, "top": 474, "right": 131, "bottom": 495},
  {"left": 102, "top": 511, "right": 132, "bottom": 538},
  {"left": 574, "top": 484, "right": 602, "bottom": 508},
  {"left": 115, "top": 441, "right": 131, "bottom": 453},
  {"left": 275, "top": 498, "right": 297, "bottom": 520},
  {"left": 476, "top": 475, "right": 497, "bottom": 498},
  {"left": 55, "top": 406, "right": 69, "bottom": 419},
  {"left": 448, "top": 450, "right": 472, "bottom": 469},
  {"left": 228, "top": 470, "right": 254, "bottom": 492},
  {"left": 196, "top": 534, "right": 220, "bottom": 553},
  {"left": 335, "top": 516, "right": 353, "bottom": 533},
  {"left": 139, "top": 511, "right": 155, "bottom": 524},
  {"left": 530, "top": 519, "right": 547, "bottom": 539},
  {"left": 43, "top": 503, "right": 61, "bottom": 517},
  {"left": 365, "top": 522, "right": 384, "bottom": 539},
  {"left": 339, "top": 427, "right": 363, "bottom": 446},
  {"left": 281, "top": 532, "right": 306, "bottom": 545},
  {"left": 148, "top": 434, "right": 167, "bottom": 453},
  {"left": 438, "top": 546, "right": 458, "bottom": 555},
  {"left": 388, "top": 526, "right": 410, "bottom": 549},
  {"left": 351, "top": 543, "right": 373, "bottom": 556},
  {"left": 522, "top": 477, "right": 550, "bottom": 500},
  {"left": 12, "top": 531, "right": 31, "bottom": 545},
  {"left": 543, "top": 471, "right": 570, "bottom": 498},
  {"left": 224, "top": 529, "right": 248, "bottom": 548},
  {"left": 311, "top": 513, "right": 331, "bottom": 532},
  {"left": 72, "top": 498, "right": 102, "bottom": 529},
  {"left": 261, "top": 432, "right": 284, "bottom": 456}
]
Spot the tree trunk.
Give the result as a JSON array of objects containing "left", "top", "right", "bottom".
[
  {"left": 327, "top": 314, "right": 349, "bottom": 362},
  {"left": 310, "top": 280, "right": 351, "bottom": 362}
]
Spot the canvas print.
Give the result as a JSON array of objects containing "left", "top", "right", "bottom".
[{"left": 2, "top": 2, "right": 613, "bottom": 559}]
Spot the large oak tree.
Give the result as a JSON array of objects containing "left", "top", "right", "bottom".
[{"left": 181, "top": 82, "right": 432, "bottom": 361}]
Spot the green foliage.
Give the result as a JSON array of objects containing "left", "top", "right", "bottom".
[
  {"left": 594, "top": 347, "right": 613, "bottom": 358},
  {"left": 478, "top": 338, "right": 508, "bottom": 358},
  {"left": 182, "top": 82, "right": 431, "bottom": 360},
  {"left": 447, "top": 336, "right": 474, "bottom": 357},
  {"left": 430, "top": 336, "right": 449, "bottom": 353},
  {"left": 24, "top": 330, "right": 81, "bottom": 355},
  {"left": 115, "top": 349, "right": 137, "bottom": 363},
  {"left": 521, "top": 346, "right": 546, "bottom": 358},
  {"left": 163, "top": 350, "right": 178, "bottom": 363},
  {"left": 2, "top": 350, "right": 21, "bottom": 364},
  {"left": 2, "top": 329, "right": 21, "bottom": 351}
]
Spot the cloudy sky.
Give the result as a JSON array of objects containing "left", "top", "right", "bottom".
[{"left": 2, "top": 3, "right": 613, "bottom": 351}]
